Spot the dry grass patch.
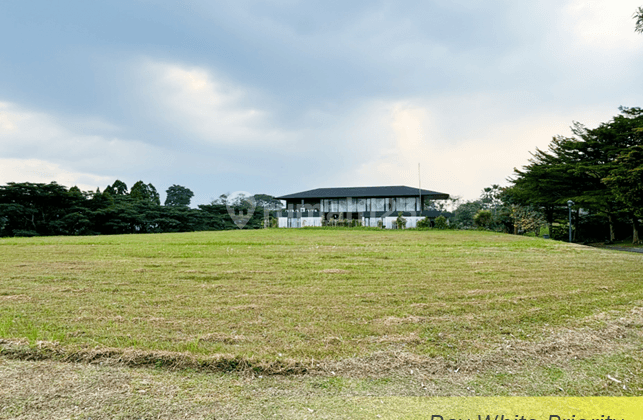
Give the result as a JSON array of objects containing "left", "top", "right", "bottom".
[
  {"left": 197, "top": 333, "right": 248, "bottom": 345},
  {"left": 0, "top": 339, "right": 307, "bottom": 375},
  {"left": 376, "top": 316, "right": 426, "bottom": 326},
  {"left": 0, "top": 295, "right": 31, "bottom": 302}
]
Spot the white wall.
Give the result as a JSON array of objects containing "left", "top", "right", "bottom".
[
  {"left": 400, "top": 216, "right": 425, "bottom": 228},
  {"left": 279, "top": 216, "right": 426, "bottom": 228},
  {"left": 278, "top": 217, "right": 322, "bottom": 228},
  {"left": 363, "top": 217, "right": 380, "bottom": 227}
]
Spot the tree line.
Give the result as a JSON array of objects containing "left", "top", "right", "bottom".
[
  {"left": 449, "top": 107, "right": 643, "bottom": 244},
  {"left": 2, "top": 107, "right": 641, "bottom": 242},
  {"left": 0, "top": 180, "right": 280, "bottom": 237}
]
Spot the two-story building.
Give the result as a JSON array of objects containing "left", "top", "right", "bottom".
[{"left": 275, "top": 186, "right": 449, "bottom": 228}]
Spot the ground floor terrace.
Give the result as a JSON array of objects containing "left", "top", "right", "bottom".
[{"left": 276, "top": 210, "right": 444, "bottom": 228}]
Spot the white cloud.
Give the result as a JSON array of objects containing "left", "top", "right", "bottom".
[
  {"left": 564, "top": 0, "right": 641, "bottom": 51},
  {"left": 139, "top": 60, "right": 293, "bottom": 146},
  {"left": 350, "top": 99, "right": 617, "bottom": 201},
  {"left": 0, "top": 101, "right": 172, "bottom": 190},
  {"left": 0, "top": 158, "right": 113, "bottom": 192}
]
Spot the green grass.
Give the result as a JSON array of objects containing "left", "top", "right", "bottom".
[
  {"left": 0, "top": 229, "right": 640, "bottom": 356},
  {"left": 1, "top": 229, "right": 643, "bottom": 401}
]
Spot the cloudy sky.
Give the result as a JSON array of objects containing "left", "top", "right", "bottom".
[{"left": 1, "top": 1, "right": 641, "bottom": 205}]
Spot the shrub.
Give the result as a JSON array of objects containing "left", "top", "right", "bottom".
[
  {"left": 550, "top": 224, "right": 569, "bottom": 241},
  {"left": 416, "top": 217, "right": 431, "bottom": 229},
  {"left": 510, "top": 205, "right": 545, "bottom": 235},
  {"left": 473, "top": 209, "right": 493, "bottom": 229},
  {"left": 434, "top": 215, "right": 448, "bottom": 230},
  {"left": 13, "top": 230, "right": 40, "bottom": 237},
  {"left": 321, "top": 218, "right": 363, "bottom": 228},
  {"left": 396, "top": 212, "right": 407, "bottom": 229},
  {"left": 453, "top": 200, "right": 483, "bottom": 229}
]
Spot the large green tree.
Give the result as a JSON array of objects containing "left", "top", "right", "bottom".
[
  {"left": 105, "top": 180, "right": 128, "bottom": 196},
  {"left": 510, "top": 135, "right": 581, "bottom": 236},
  {"left": 511, "top": 108, "right": 643, "bottom": 242},
  {"left": 570, "top": 108, "right": 643, "bottom": 240},
  {"left": 165, "top": 184, "right": 194, "bottom": 207},
  {"left": 253, "top": 194, "right": 283, "bottom": 210},
  {"left": 603, "top": 146, "right": 643, "bottom": 244},
  {"left": 130, "top": 181, "right": 161, "bottom": 205}
]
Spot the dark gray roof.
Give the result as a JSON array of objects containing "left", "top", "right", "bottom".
[{"left": 277, "top": 186, "right": 449, "bottom": 200}]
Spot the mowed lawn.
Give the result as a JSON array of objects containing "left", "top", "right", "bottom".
[{"left": 1, "top": 229, "right": 641, "bottom": 366}]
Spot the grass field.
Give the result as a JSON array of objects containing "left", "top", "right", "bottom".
[{"left": 1, "top": 228, "right": 643, "bottom": 418}]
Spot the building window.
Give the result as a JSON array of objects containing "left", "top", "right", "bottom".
[{"left": 373, "top": 198, "right": 385, "bottom": 211}]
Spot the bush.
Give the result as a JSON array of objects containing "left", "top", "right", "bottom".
[
  {"left": 473, "top": 209, "right": 493, "bottom": 229},
  {"left": 434, "top": 215, "right": 448, "bottom": 229},
  {"left": 322, "top": 218, "right": 363, "bottom": 228},
  {"left": 453, "top": 200, "right": 483, "bottom": 229},
  {"left": 416, "top": 217, "right": 431, "bottom": 229},
  {"left": 510, "top": 204, "right": 545, "bottom": 235},
  {"left": 13, "top": 230, "right": 39, "bottom": 237},
  {"left": 396, "top": 212, "right": 407, "bottom": 229},
  {"left": 550, "top": 224, "right": 569, "bottom": 241}
]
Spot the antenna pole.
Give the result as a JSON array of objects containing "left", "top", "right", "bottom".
[{"left": 418, "top": 163, "right": 422, "bottom": 212}]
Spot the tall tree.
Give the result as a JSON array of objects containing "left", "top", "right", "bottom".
[
  {"left": 511, "top": 108, "right": 643, "bottom": 241},
  {"left": 105, "top": 180, "right": 128, "bottom": 196},
  {"left": 211, "top": 194, "right": 229, "bottom": 205},
  {"left": 480, "top": 185, "right": 504, "bottom": 210},
  {"left": 253, "top": 194, "right": 283, "bottom": 210},
  {"left": 165, "top": 185, "right": 194, "bottom": 207},
  {"left": 130, "top": 181, "right": 161, "bottom": 205},
  {"left": 603, "top": 146, "right": 643, "bottom": 244},
  {"left": 569, "top": 108, "right": 643, "bottom": 239},
  {"left": 510, "top": 135, "right": 581, "bottom": 235}
]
